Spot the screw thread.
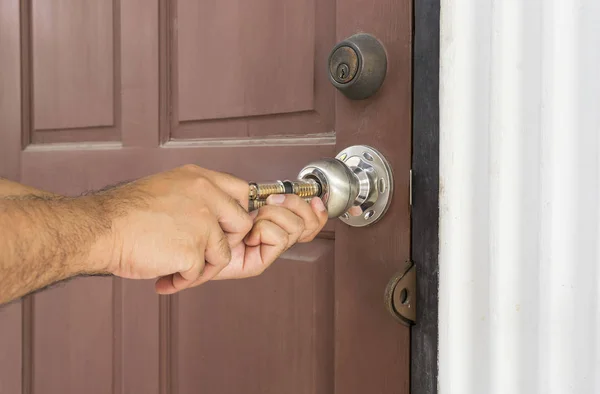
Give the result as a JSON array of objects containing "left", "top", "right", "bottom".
[
  {"left": 249, "top": 182, "right": 286, "bottom": 200},
  {"left": 292, "top": 181, "right": 321, "bottom": 198},
  {"left": 249, "top": 180, "right": 321, "bottom": 200},
  {"left": 249, "top": 197, "right": 314, "bottom": 211}
]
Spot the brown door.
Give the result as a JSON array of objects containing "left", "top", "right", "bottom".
[{"left": 0, "top": 0, "right": 412, "bottom": 393}]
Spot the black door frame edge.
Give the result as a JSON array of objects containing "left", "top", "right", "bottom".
[{"left": 410, "top": 0, "right": 440, "bottom": 393}]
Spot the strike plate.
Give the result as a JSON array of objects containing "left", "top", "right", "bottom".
[{"left": 384, "top": 261, "right": 416, "bottom": 326}]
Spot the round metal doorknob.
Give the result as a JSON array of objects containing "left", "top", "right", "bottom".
[
  {"left": 298, "top": 145, "right": 394, "bottom": 227},
  {"left": 327, "top": 33, "right": 388, "bottom": 100}
]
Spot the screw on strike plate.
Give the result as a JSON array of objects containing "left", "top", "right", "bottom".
[{"left": 336, "top": 63, "right": 350, "bottom": 81}]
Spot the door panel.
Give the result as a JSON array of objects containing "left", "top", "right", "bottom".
[
  {"left": 32, "top": 0, "right": 115, "bottom": 131},
  {"left": 175, "top": 241, "right": 333, "bottom": 394},
  {"left": 21, "top": 0, "right": 159, "bottom": 146},
  {"left": 0, "top": 0, "right": 412, "bottom": 393},
  {"left": 176, "top": 0, "right": 316, "bottom": 120},
  {"left": 167, "top": 0, "right": 334, "bottom": 140}
]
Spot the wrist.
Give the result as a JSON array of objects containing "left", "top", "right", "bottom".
[{"left": 76, "top": 195, "right": 120, "bottom": 275}]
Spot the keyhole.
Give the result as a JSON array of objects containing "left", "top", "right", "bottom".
[{"left": 336, "top": 63, "right": 350, "bottom": 81}]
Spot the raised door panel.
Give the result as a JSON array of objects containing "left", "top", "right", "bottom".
[
  {"left": 167, "top": 0, "right": 335, "bottom": 140},
  {"left": 32, "top": 0, "right": 115, "bottom": 131},
  {"left": 174, "top": 241, "right": 333, "bottom": 394},
  {"left": 21, "top": 0, "right": 159, "bottom": 146}
]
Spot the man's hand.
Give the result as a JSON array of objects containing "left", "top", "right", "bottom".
[
  {"left": 215, "top": 195, "right": 328, "bottom": 280},
  {"left": 94, "top": 165, "right": 254, "bottom": 293},
  {"left": 154, "top": 193, "right": 328, "bottom": 293},
  {"left": 94, "top": 165, "right": 327, "bottom": 293}
]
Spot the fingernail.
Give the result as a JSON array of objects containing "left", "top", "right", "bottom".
[
  {"left": 348, "top": 206, "right": 362, "bottom": 216},
  {"left": 267, "top": 194, "right": 286, "bottom": 204},
  {"left": 313, "top": 197, "right": 327, "bottom": 212}
]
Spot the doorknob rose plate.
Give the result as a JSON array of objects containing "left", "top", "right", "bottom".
[
  {"left": 335, "top": 145, "right": 393, "bottom": 227},
  {"left": 327, "top": 33, "right": 388, "bottom": 100},
  {"left": 297, "top": 145, "right": 394, "bottom": 227}
]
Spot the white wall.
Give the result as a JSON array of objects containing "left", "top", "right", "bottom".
[{"left": 439, "top": 1, "right": 600, "bottom": 393}]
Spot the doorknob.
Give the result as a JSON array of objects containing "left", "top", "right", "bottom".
[
  {"left": 248, "top": 145, "right": 393, "bottom": 227},
  {"left": 327, "top": 33, "right": 387, "bottom": 100}
]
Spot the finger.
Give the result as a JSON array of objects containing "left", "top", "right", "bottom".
[
  {"left": 155, "top": 221, "right": 232, "bottom": 294},
  {"left": 193, "top": 224, "right": 232, "bottom": 283},
  {"left": 155, "top": 275, "right": 178, "bottom": 294},
  {"left": 253, "top": 204, "right": 305, "bottom": 248},
  {"left": 307, "top": 197, "right": 329, "bottom": 241},
  {"left": 266, "top": 194, "right": 327, "bottom": 242},
  {"left": 199, "top": 181, "right": 253, "bottom": 246},
  {"left": 155, "top": 254, "right": 205, "bottom": 295},
  {"left": 348, "top": 205, "right": 363, "bottom": 217},
  {"left": 242, "top": 219, "right": 289, "bottom": 276},
  {"left": 193, "top": 167, "right": 250, "bottom": 210}
]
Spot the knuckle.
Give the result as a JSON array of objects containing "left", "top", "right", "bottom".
[
  {"left": 217, "top": 235, "right": 232, "bottom": 264},
  {"left": 303, "top": 231, "right": 318, "bottom": 242},
  {"left": 306, "top": 216, "right": 319, "bottom": 231},
  {"left": 242, "top": 214, "right": 253, "bottom": 233},
  {"left": 228, "top": 195, "right": 253, "bottom": 229},
  {"left": 294, "top": 216, "right": 306, "bottom": 233},
  {"left": 196, "top": 205, "right": 212, "bottom": 219},
  {"left": 181, "top": 163, "right": 202, "bottom": 173},
  {"left": 180, "top": 253, "right": 197, "bottom": 273},
  {"left": 280, "top": 232, "right": 290, "bottom": 247},
  {"left": 191, "top": 176, "right": 214, "bottom": 194},
  {"left": 222, "top": 172, "right": 245, "bottom": 187}
]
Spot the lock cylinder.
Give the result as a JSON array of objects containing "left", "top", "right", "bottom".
[
  {"left": 248, "top": 180, "right": 322, "bottom": 211},
  {"left": 248, "top": 180, "right": 321, "bottom": 200}
]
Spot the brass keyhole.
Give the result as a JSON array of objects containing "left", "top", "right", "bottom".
[
  {"left": 337, "top": 63, "right": 349, "bottom": 80},
  {"left": 329, "top": 46, "right": 358, "bottom": 84}
]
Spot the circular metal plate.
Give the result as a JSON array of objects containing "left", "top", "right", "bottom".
[{"left": 335, "top": 145, "right": 393, "bottom": 227}]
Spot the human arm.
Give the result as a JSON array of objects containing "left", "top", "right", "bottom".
[
  {"left": 0, "top": 166, "right": 328, "bottom": 304},
  {"left": 0, "top": 185, "right": 110, "bottom": 303}
]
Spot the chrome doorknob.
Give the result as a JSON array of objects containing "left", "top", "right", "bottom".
[{"left": 248, "top": 145, "right": 393, "bottom": 227}]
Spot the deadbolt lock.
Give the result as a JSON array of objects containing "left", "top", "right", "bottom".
[
  {"left": 248, "top": 145, "right": 393, "bottom": 227},
  {"left": 327, "top": 33, "right": 388, "bottom": 100}
]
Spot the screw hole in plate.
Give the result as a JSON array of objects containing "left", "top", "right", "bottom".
[
  {"left": 364, "top": 210, "right": 375, "bottom": 220},
  {"left": 363, "top": 152, "right": 374, "bottom": 161},
  {"left": 378, "top": 178, "right": 386, "bottom": 193}
]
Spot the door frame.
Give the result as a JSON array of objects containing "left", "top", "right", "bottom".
[{"left": 410, "top": 0, "right": 440, "bottom": 393}]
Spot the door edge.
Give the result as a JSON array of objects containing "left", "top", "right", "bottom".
[{"left": 410, "top": 0, "right": 440, "bottom": 393}]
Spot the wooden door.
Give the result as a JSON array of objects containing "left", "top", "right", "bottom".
[{"left": 0, "top": 1, "right": 412, "bottom": 393}]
